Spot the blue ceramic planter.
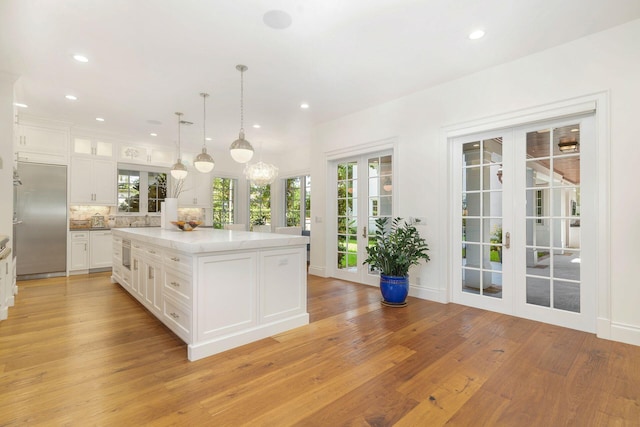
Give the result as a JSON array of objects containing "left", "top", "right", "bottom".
[{"left": 380, "top": 274, "right": 409, "bottom": 304}]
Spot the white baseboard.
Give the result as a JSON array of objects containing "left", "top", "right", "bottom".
[
  {"left": 609, "top": 321, "right": 640, "bottom": 346},
  {"left": 308, "top": 265, "right": 327, "bottom": 277},
  {"left": 409, "top": 284, "right": 448, "bottom": 304}
]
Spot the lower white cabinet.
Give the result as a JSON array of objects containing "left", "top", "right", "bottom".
[
  {"left": 69, "top": 230, "right": 113, "bottom": 273},
  {"left": 131, "top": 243, "right": 163, "bottom": 316},
  {"left": 70, "top": 231, "right": 89, "bottom": 271},
  {"left": 90, "top": 230, "right": 112, "bottom": 268}
]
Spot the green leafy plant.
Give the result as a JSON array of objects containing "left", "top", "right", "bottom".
[{"left": 363, "top": 217, "right": 430, "bottom": 277}]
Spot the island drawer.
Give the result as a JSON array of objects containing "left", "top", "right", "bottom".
[
  {"left": 163, "top": 251, "right": 192, "bottom": 275},
  {"left": 163, "top": 269, "right": 192, "bottom": 304},
  {"left": 163, "top": 295, "right": 191, "bottom": 342}
]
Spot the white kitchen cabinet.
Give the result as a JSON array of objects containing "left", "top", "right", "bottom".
[
  {"left": 90, "top": 230, "right": 112, "bottom": 269},
  {"left": 70, "top": 231, "right": 89, "bottom": 271},
  {"left": 15, "top": 124, "right": 69, "bottom": 165},
  {"left": 131, "top": 242, "right": 163, "bottom": 316},
  {"left": 0, "top": 255, "right": 9, "bottom": 321},
  {"left": 178, "top": 169, "right": 212, "bottom": 207},
  {"left": 72, "top": 137, "right": 113, "bottom": 158},
  {"left": 70, "top": 157, "right": 116, "bottom": 204},
  {"left": 118, "top": 144, "right": 175, "bottom": 167}
]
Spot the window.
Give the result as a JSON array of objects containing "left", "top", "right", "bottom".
[
  {"left": 284, "top": 175, "right": 311, "bottom": 230},
  {"left": 249, "top": 183, "right": 271, "bottom": 227},
  {"left": 118, "top": 167, "right": 167, "bottom": 214},
  {"left": 212, "top": 177, "right": 236, "bottom": 229}
]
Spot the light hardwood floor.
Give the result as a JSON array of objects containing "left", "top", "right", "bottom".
[{"left": 1, "top": 273, "right": 639, "bottom": 426}]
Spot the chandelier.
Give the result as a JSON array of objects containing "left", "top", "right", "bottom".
[
  {"left": 244, "top": 161, "right": 279, "bottom": 186},
  {"left": 229, "top": 65, "right": 254, "bottom": 163}
]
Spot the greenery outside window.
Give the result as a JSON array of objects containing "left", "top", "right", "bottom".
[
  {"left": 118, "top": 167, "right": 167, "bottom": 214},
  {"left": 284, "top": 175, "right": 311, "bottom": 230},
  {"left": 249, "top": 183, "right": 271, "bottom": 227},
  {"left": 212, "top": 177, "right": 236, "bottom": 229}
]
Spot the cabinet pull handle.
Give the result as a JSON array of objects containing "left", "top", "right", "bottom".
[
  {"left": 170, "top": 312, "right": 180, "bottom": 319},
  {"left": 149, "top": 267, "right": 153, "bottom": 280},
  {"left": 504, "top": 232, "right": 511, "bottom": 249},
  {"left": 84, "top": 243, "right": 87, "bottom": 251},
  {"left": 171, "top": 257, "right": 180, "bottom": 262},
  {"left": 170, "top": 281, "right": 180, "bottom": 288},
  {"left": 362, "top": 226, "right": 367, "bottom": 239},
  {"left": 134, "top": 260, "right": 138, "bottom": 270},
  {"left": 149, "top": 250, "right": 155, "bottom": 254}
]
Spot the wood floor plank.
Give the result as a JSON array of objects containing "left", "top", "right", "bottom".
[{"left": 1, "top": 273, "right": 639, "bottom": 425}]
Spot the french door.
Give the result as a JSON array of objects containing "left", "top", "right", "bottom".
[
  {"left": 453, "top": 115, "right": 596, "bottom": 332},
  {"left": 332, "top": 151, "right": 393, "bottom": 286}
]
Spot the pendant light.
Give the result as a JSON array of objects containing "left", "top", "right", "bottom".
[
  {"left": 170, "top": 112, "right": 188, "bottom": 180},
  {"left": 229, "top": 64, "right": 254, "bottom": 163},
  {"left": 194, "top": 92, "right": 215, "bottom": 173}
]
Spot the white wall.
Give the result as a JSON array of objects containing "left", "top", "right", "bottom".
[
  {"left": 310, "top": 19, "right": 640, "bottom": 345},
  {"left": 0, "top": 72, "right": 17, "bottom": 248}
]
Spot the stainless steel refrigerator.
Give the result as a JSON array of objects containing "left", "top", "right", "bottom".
[{"left": 14, "top": 162, "right": 67, "bottom": 280}]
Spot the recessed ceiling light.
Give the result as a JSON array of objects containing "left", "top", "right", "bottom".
[
  {"left": 253, "top": 124, "right": 261, "bottom": 129},
  {"left": 65, "top": 95, "right": 77, "bottom": 100},
  {"left": 206, "top": 137, "right": 212, "bottom": 141},
  {"left": 95, "top": 117, "right": 105, "bottom": 122},
  {"left": 263, "top": 10, "right": 292, "bottom": 30},
  {"left": 150, "top": 133, "right": 157, "bottom": 137},
  {"left": 300, "top": 103, "right": 309, "bottom": 109},
  {"left": 14, "top": 102, "right": 28, "bottom": 108},
  {"left": 468, "top": 30, "right": 485, "bottom": 40},
  {"left": 73, "top": 54, "right": 89, "bottom": 63}
]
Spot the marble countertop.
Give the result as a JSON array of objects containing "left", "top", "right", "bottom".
[{"left": 111, "top": 227, "right": 309, "bottom": 254}]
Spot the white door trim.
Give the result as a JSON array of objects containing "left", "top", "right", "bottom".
[{"left": 444, "top": 91, "right": 610, "bottom": 338}]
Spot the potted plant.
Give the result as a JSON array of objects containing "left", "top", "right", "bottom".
[{"left": 364, "top": 217, "right": 430, "bottom": 306}]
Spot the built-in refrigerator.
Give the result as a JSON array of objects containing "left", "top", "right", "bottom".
[{"left": 14, "top": 162, "right": 67, "bottom": 280}]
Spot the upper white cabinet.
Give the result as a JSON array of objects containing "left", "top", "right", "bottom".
[
  {"left": 72, "top": 138, "right": 113, "bottom": 158},
  {"left": 178, "top": 168, "right": 212, "bottom": 207},
  {"left": 15, "top": 123, "right": 69, "bottom": 165},
  {"left": 119, "top": 144, "right": 174, "bottom": 167},
  {"left": 70, "top": 157, "right": 116, "bottom": 205}
]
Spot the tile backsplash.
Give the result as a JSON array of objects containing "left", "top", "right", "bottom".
[{"left": 69, "top": 205, "right": 205, "bottom": 228}]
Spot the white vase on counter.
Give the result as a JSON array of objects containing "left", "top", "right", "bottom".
[{"left": 162, "top": 198, "right": 178, "bottom": 229}]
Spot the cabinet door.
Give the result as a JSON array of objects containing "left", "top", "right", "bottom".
[
  {"left": 17, "top": 125, "right": 68, "bottom": 154},
  {"left": 178, "top": 170, "right": 211, "bottom": 207},
  {"left": 70, "top": 239, "right": 89, "bottom": 270},
  {"left": 92, "top": 159, "right": 116, "bottom": 205},
  {"left": 90, "top": 231, "right": 113, "bottom": 268},
  {"left": 70, "top": 157, "right": 95, "bottom": 203},
  {"left": 143, "top": 261, "right": 162, "bottom": 315}
]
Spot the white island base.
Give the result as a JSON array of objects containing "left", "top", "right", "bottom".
[{"left": 111, "top": 228, "right": 309, "bottom": 361}]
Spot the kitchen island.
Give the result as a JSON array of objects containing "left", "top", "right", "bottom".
[{"left": 111, "top": 227, "right": 309, "bottom": 361}]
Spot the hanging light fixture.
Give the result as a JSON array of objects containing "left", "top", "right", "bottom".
[
  {"left": 170, "top": 112, "right": 188, "bottom": 180},
  {"left": 194, "top": 93, "right": 215, "bottom": 173},
  {"left": 244, "top": 143, "right": 278, "bottom": 186},
  {"left": 229, "top": 64, "right": 254, "bottom": 163}
]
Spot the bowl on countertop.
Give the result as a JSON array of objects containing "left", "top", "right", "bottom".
[{"left": 171, "top": 220, "right": 202, "bottom": 231}]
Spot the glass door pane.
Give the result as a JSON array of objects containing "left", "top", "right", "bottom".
[
  {"left": 337, "top": 161, "right": 358, "bottom": 271},
  {"left": 525, "top": 124, "right": 581, "bottom": 313},
  {"left": 461, "top": 138, "right": 503, "bottom": 299}
]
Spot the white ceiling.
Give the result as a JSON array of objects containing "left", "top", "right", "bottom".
[{"left": 2, "top": 0, "right": 640, "bottom": 156}]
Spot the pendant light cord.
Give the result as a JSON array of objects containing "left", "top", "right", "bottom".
[
  {"left": 240, "top": 69, "right": 244, "bottom": 133},
  {"left": 202, "top": 94, "right": 207, "bottom": 148}
]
